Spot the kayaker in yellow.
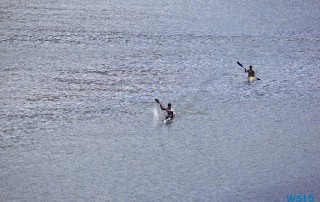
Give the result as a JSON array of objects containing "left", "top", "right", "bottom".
[
  {"left": 237, "top": 61, "right": 260, "bottom": 81},
  {"left": 245, "top": 65, "right": 256, "bottom": 78}
]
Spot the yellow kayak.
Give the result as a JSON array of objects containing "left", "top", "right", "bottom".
[{"left": 248, "top": 76, "right": 255, "bottom": 82}]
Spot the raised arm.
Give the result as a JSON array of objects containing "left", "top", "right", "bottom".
[{"left": 159, "top": 104, "right": 166, "bottom": 110}]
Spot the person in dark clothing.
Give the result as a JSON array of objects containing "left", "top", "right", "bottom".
[
  {"left": 160, "top": 103, "right": 175, "bottom": 120},
  {"left": 155, "top": 98, "right": 175, "bottom": 120}
]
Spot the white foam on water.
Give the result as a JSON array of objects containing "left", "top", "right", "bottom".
[
  {"left": 152, "top": 108, "right": 159, "bottom": 127},
  {"left": 152, "top": 108, "right": 159, "bottom": 118}
]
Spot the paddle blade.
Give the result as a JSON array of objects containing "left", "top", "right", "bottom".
[
  {"left": 155, "top": 98, "right": 160, "bottom": 103},
  {"left": 256, "top": 77, "right": 261, "bottom": 80},
  {"left": 237, "top": 61, "right": 244, "bottom": 67}
]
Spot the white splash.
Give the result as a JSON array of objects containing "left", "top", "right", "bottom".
[{"left": 152, "top": 108, "right": 159, "bottom": 118}]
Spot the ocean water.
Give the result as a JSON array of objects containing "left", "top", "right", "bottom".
[{"left": 1, "top": 0, "right": 320, "bottom": 201}]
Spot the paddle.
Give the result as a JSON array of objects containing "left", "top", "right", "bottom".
[
  {"left": 237, "top": 61, "right": 261, "bottom": 80},
  {"left": 155, "top": 98, "right": 166, "bottom": 111},
  {"left": 155, "top": 98, "right": 163, "bottom": 106}
]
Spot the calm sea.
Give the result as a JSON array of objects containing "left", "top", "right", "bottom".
[{"left": 1, "top": 0, "right": 319, "bottom": 201}]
